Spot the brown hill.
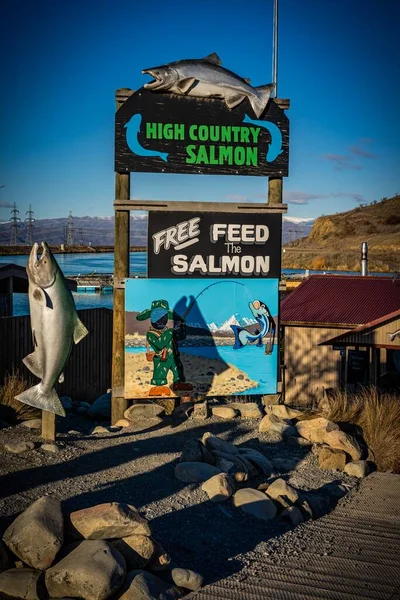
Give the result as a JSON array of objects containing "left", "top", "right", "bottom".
[{"left": 282, "top": 195, "right": 400, "bottom": 272}]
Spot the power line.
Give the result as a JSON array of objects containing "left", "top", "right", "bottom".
[
  {"left": 9, "top": 203, "right": 21, "bottom": 245},
  {"left": 25, "top": 204, "right": 35, "bottom": 245}
]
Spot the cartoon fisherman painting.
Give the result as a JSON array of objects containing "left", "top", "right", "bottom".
[{"left": 136, "top": 299, "right": 193, "bottom": 397}]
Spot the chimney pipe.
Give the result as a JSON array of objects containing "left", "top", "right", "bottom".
[{"left": 361, "top": 242, "right": 368, "bottom": 276}]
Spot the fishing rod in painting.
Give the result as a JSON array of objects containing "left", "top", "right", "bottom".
[
  {"left": 272, "top": 0, "right": 279, "bottom": 97},
  {"left": 181, "top": 280, "right": 245, "bottom": 320}
]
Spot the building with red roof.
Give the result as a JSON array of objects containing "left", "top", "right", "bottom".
[{"left": 280, "top": 275, "right": 400, "bottom": 406}]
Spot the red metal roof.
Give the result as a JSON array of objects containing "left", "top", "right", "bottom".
[{"left": 281, "top": 275, "right": 400, "bottom": 326}]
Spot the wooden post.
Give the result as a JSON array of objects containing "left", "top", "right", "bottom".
[
  {"left": 112, "top": 89, "right": 132, "bottom": 424},
  {"left": 42, "top": 410, "right": 56, "bottom": 441},
  {"left": 268, "top": 177, "right": 283, "bottom": 205}
]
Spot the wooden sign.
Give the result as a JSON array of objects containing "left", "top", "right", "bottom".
[
  {"left": 147, "top": 211, "right": 282, "bottom": 278},
  {"left": 115, "top": 88, "right": 289, "bottom": 177}
]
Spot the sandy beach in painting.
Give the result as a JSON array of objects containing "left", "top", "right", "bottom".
[{"left": 125, "top": 350, "right": 258, "bottom": 398}]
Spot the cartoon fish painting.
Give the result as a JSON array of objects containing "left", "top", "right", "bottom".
[
  {"left": 125, "top": 114, "right": 168, "bottom": 162},
  {"left": 142, "top": 53, "right": 275, "bottom": 118},
  {"left": 15, "top": 242, "right": 89, "bottom": 416},
  {"left": 243, "top": 114, "right": 283, "bottom": 162},
  {"left": 231, "top": 300, "right": 275, "bottom": 350}
]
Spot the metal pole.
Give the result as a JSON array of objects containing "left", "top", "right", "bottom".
[
  {"left": 272, "top": 0, "right": 279, "bottom": 97},
  {"left": 361, "top": 242, "right": 368, "bottom": 276}
]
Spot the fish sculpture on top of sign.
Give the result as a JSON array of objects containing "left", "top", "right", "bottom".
[
  {"left": 15, "top": 242, "right": 89, "bottom": 417},
  {"left": 142, "top": 52, "right": 275, "bottom": 118}
]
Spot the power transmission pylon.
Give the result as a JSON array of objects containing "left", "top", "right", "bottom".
[
  {"left": 78, "top": 228, "right": 83, "bottom": 246},
  {"left": 66, "top": 211, "right": 74, "bottom": 246},
  {"left": 25, "top": 204, "right": 35, "bottom": 245},
  {"left": 9, "top": 203, "right": 21, "bottom": 245}
]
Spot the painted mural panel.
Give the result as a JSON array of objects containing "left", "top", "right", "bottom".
[{"left": 125, "top": 278, "right": 279, "bottom": 399}]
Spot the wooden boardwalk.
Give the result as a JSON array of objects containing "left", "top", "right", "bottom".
[{"left": 192, "top": 472, "right": 400, "bottom": 600}]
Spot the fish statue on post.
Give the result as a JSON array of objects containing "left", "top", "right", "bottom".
[{"left": 15, "top": 242, "right": 89, "bottom": 417}]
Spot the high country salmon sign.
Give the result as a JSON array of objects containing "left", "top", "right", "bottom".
[
  {"left": 147, "top": 211, "right": 282, "bottom": 278},
  {"left": 115, "top": 53, "right": 289, "bottom": 177}
]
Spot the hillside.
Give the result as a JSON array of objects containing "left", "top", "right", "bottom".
[{"left": 282, "top": 195, "right": 400, "bottom": 272}]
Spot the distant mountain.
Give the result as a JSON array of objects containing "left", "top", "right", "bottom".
[{"left": 0, "top": 213, "right": 313, "bottom": 247}]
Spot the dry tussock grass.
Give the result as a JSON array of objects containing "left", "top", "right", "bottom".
[
  {"left": 0, "top": 369, "right": 40, "bottom": 423},
  {"left": 321, "top": 387, "right": 400, "bottom": 473}
]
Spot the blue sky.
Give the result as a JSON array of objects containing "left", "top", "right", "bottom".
[{"left": 1, "top": 0, "right": 399, "bottom": 221}]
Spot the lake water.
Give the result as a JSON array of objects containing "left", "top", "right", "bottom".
[{"left": 1, "top": 252, "right": 393, "bottom": 316}]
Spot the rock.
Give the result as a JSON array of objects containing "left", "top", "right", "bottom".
[
  {"left": 238, "top": 448, "right": 273, "bottom": 477},
  {"left": 271, "top": 458, "right": 298, "bottom": 471},
  {"left": 262, "top": 394, "right": 281, "bottom": 406},
  {"left": 299, "top": 499, "right": 314, "bottom": 519},
  {"left": 281, "top": 506, "right": 304, "bottom": 526},
  {"left": 3, "top": 440, "right": 35, "bottom": 454},
  {"left": 60, "top": 396, "right": 73, "bottom": 412},
  {"left": 174, "top": 462, "right": 221, "bottom": 483},
  {"left": 172, "top": 567, "right": 204, "bottom": 591},
  {"left": 215, "top": 458, "right": 236, "bottom": 473},
  {"left": 212, "top": 406, "right": 238, "bottom": 420},
  {"left": 319, "top": 481, "right": 349, "bottom": 499},
  {"left": 41, "top": 443, "right": 62, "bottom": 453},
  {"left": 115, "top": 418, "right": 131, "bottom": 428},
  {"left": 45, "top": 540, "right": 126, "bottom": 600},
  {"left": 210, "top": 450, "right": 250, "bottom": 481},
  {"left": 193, "top": 401, "right": 209, "bottom": 420},
  {"left": 87, "top": 392, "right": 111, "bottom": 419},
  {"left": 0, "top": 541, "right": 11, "bottom": 572},
  {"left": 117, "top": 570, "right": 181, "bottom": 600},
  {"left": 233, "top": 488, "right": 277, "bottom": 521},
  {"left": 202, "top": 432, "right": 238, "bottom": 455},
  {"left": 3, "top": 497, "right": 63, "bottom": 570},
  {"left": 155, "top": 398, "right": 176, "bottom": 415},
  {"left": 91, "top": 425, "right": 121, "bottom": 434},
  {"left": 80, "top": 401, "right": 92, "bottom": 409},
  {"left": 259, "top": 413, "right": 292, "bottom": 435},
  {"left": 21, "top": 419, "right": 42, "bottom": 430},
  {"left": 323, "top": 430, "right": 363, "bottom": 460},
  {"left": 110, "top": 535, "right": 156, "bottom": 570},
  {"left": 0, "top": 568, "right": 46, "bottom": 600},
  {"left": 69, "top": 503, "right": 150, "bottom": 539},
  {"left": 268, "top": 405, "right": 303, "bottom": 420},
  {"left": 172, "top": 402, "right": 194, "bottom": 421},
  {"left": 265, "top": 478, "right": 300, "bottom": 504},
  {"left": 272, "top": 494, "right": 293, "bottom": 510},
  {"left": 231, "top": 402, "right": 263, "bottom": 418},
  {"left": 304, "top": 494, "right": 331, "bottom": 518},
  {"left": 146, "top": 541, "right": 172, "bottom": 572},
  {"left": 124, "top": 403, "right": 165, "bottom": 420},
  {"left": 318, "top": 447, "right": 347, "bottom": 470},
  {"left": 286, "top": 436, "right": 312, "bottom": 448},
  {"left": 295, "top": 417, "right": 339, "bottom": 444},
  {"left": 202, "top": 473, "right": 235, "bottom": 502},
  {"left": 200, "top": 444, "right": 216, "bottom": 465},
  {"left": 180, "top": 439, "right": 204, "bottom": 463},
  {"left": 344, "top": 460, "right": 370, "bottom": 478}
]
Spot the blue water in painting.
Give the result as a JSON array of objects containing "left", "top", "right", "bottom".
[{"left": 125, "top": 345, "right": 278, "bottom": 395}]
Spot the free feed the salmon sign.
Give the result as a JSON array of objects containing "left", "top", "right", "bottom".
[
  {"left": 147, "top": 211, "right": 282, "bottom": 278},
  {"left": 115, "top": 53, "right": 289, "bottom": 177}
]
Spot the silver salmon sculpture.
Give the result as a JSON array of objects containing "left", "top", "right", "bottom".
[
  {"left": 15, "top": 242, "right": 88, "bottom": 417},
  {"left": 142, "top": 53, "right": 275, "bottom": 118}
]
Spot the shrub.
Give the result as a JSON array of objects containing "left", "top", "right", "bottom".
[
  {"left": 0, "top": 369, "right": 40, "bottom": 424},
  {"left": 321, "top": 387, "right": 400, "bottom": 473}
]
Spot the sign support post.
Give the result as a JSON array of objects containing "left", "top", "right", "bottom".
[{"left": 112, "top": 88, "right": 133, "bottom": 424}]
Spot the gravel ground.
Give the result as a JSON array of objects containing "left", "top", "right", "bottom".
[{"left": 0, "top": 411, "right": 359, "bottom": 585}]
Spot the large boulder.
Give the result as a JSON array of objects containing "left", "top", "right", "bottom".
[
  {"left": 202, "top": 473, "right": 235, "bottom": 502},
  {"left": 69, "top": 503, "right": 150, "bottom": 539},
  {"left": 110, "top": 535, "right": 156, "bottom": 570},
  {"left": 174, "top": 462, "right": 221, "bottom": 483},
  {"left": 87, "top": 392, "right": 111, "bottom": 419},
  {"left": 281, "top": 506, "right": 304, "bottom": 526},
  {"left": 0, "top": 568, "right": 46, "bottom": 600},
  {"left": 201, "top": 432, "right": 238, "bottom": 455},
  {"left": 318, "top": 447, "right": 347, "bottom": 470},
  {"left": 323, "top": 430, "right": 363, "bottom": 460},
  {"left": 172, "top": 567, "right": 204, "bottom": 591},
  {"left": 265, "top": 478, "right": 300, "bottom": 505},
  {"left": 238, "top": 448, "right": 273, "bottom": 477},
  {"left": 3, "top": 496, "right": 63, "bottom": 570},
  {"left": 268, "top": 405, "right": 303, "bottom": 420},
  {"left": 259, "top": 413, "right": 293, "bottom": 436},
  {"left": 233, "top": 488, "right": 277, "bottom": 521},
  {"left": 231, "top": 402, "right": 263, "bottom": 419},
  {"left": 117, "top": 569, "right": 182, "bottom": 600},
  {"left": 180, "top": 439, "right": 204, "bottom": 463},
  {"left": 212, "top": 406, "right": 238, "bottom": 420},
  {"left": 3, "top": 440, "right": 35, "bottom": 454},
  {"left": 295, "top": 417, "right": 339, "bottom": 443},
  {"left": 45, "top": 540, "right": 126, "bottom": 600},
  {"left": 124, "top": 403, "right": 165, "bottom": 421},
  {"left": 0, "top": 540, "right": 11, "bottom": 572}
]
